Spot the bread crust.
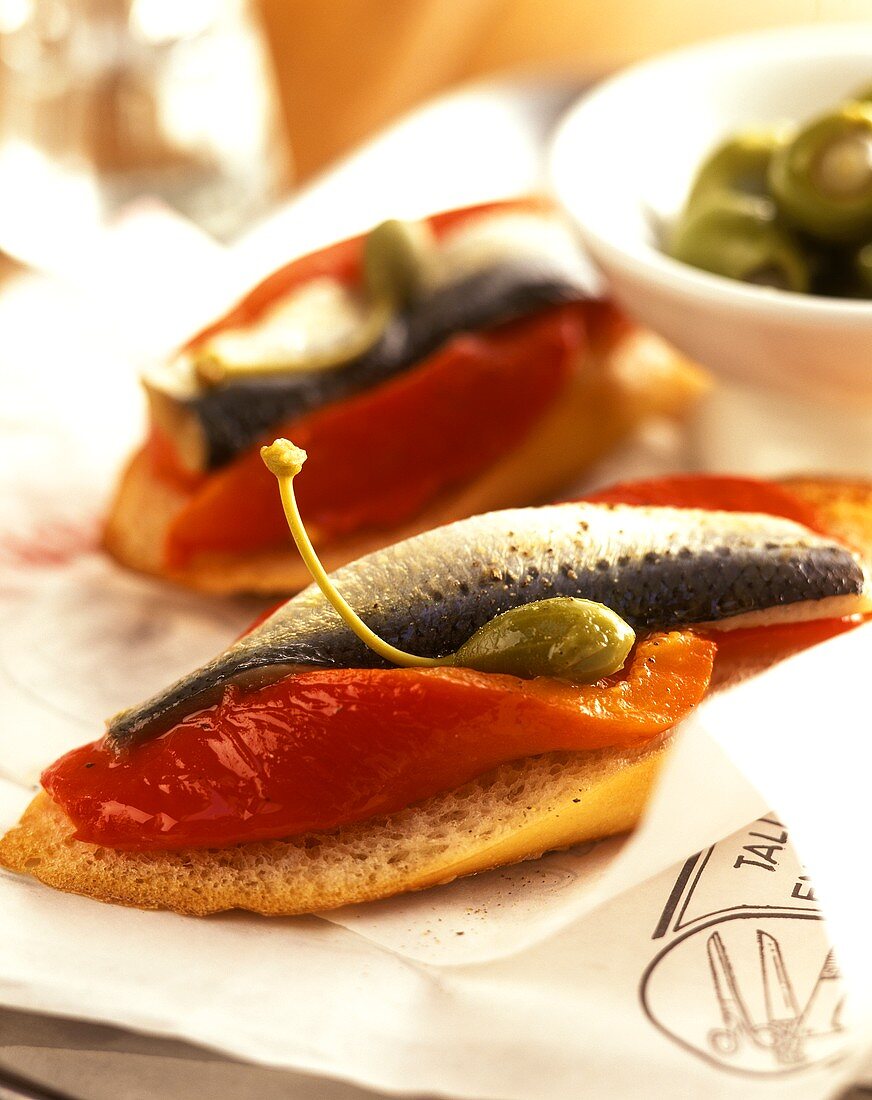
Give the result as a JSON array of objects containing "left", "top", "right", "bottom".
[
  {"left": 3, "top": 476, "right": 867, "bottom": 916},
  {"left": 103, "top": 327, "right": 707, "bottom": 594}
]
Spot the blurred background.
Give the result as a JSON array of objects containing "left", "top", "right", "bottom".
[
  {"left": 1, "top": 0, "right": 871, "bottom": 264},
  {"left": 259, "top": 0, "right": 872, "bottom": 181},
  {"left": 1, "top": 0, "right": 871, "bottom": 482}
]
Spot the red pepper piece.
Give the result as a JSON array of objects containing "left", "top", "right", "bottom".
[
  {"left": 580, "top": 474, "right": 827, "bottom": 533},
  {"left": 42, "top": 630, "right": 715, "bottom": 851}
]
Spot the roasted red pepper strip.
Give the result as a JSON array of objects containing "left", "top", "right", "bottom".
[
  {"left": 42, "top": 630, "right": 715, "bottom": 851},
  {"left": 164, "top": 302, "right": 585, "bottom": 567},
  {"left": 581, "top": 474, "right": 827, "bottom": 533}
]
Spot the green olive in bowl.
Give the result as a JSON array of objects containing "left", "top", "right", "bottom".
[
  {"left": 768, "top": 103, "right": 872, "bottom": 243},
  {"left": 685, "top": 129, "right": 791, "bottom": 211},
  {"left": 668, "top": 193, "right": 810, "bottom": 292}
]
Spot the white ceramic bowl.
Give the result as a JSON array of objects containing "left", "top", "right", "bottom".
[{"left": 550, "top": 24, "right": 872, "bottom": 404}]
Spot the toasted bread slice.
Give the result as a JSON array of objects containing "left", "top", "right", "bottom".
[
  {"left": 0, "top": 740, "right": 666, "bottom": 917},
  {"left": 104, "top": 326, "right": 707, "bottom": 595},
  {"left": 2, "top": 477, "right": 866, "bottom": 916}
]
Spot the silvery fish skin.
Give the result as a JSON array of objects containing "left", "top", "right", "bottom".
[{"left": 107, "top": 504, "right": 869, "bottom": 746}]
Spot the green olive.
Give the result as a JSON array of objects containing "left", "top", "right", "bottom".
[
  {"left": 668, "top": 193, "right": 811, "bottom": 292},
  {"left": 685, "top": 129, "right": 791, "bottom": 211},
  {"left": 768, "top": 104, "right": 872, "bottom": 242},
  {"left": 363, "top": 218, "right": 434, "bottom": 308},
  {"left": 450, "top": 597, "right": 635, "bottom": 683}
]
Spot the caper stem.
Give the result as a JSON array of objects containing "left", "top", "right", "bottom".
[
  {"left": 261, "top": 439, "right": 444, "bottom": 669},
  {"left": 261, "top": 438, "right": 634, "bottom": 684}
]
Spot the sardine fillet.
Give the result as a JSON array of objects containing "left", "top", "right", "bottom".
[{"left": 107, "top": 497, "right": 869, "bottom": 745}]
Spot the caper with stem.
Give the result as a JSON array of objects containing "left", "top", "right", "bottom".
[
  {"left": 768, "top": 103, "right": 872, "bottom": 243},
  {"left": 260, "top": 438, "right": 636, "bottom": 684},
  {"left": 668, "top": 193, "right": 811, "bottom": 292}
]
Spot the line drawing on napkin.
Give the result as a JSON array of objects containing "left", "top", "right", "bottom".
[
  {"left": 705, "top": 930, "right": 844, "bottom": 1066},
  {"left": 639, "top": 816, "right": 852, "bottom": 1076}
]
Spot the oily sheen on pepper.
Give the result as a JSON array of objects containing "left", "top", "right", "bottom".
[{"left": 42, "top": 631, "right": 715, "bottom": 851}]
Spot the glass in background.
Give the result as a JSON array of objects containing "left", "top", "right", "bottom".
[{"left": 0, "top": 0, "right": 291, "bottom": 273}]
